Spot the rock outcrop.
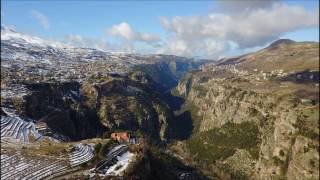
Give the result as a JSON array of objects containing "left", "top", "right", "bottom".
[
  {"left": 2, "top": 70, "right": 179, "bottom": 142},
  {"left": 81, "top": 71, "right": 174, "bottom": 141},
  {"left": 173, "top": 41, "right": 319, "bottom": 179}
]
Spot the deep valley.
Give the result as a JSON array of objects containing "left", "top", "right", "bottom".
[{"left": 1, "top": 26, "right": 319, "bottom": 180}]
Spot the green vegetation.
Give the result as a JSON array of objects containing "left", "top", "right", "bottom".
[
  {"left": 101, "top": 131, "right": 111, "bottom": 139},
  {"left": 186, "top": 122, "right": 261, "bottom": 164},
  {"left": 193, "top": 85, "right": 207, "bottom": 97},
  {"left": 98, "top": 104, "right": 109, "bottom": 122},
  {"left": 21, "top": 142, "right": 69, "bottom": 156},
  {"left": 296, "top": 106, "right": 319, "bottom": 141},
  {"left": 147, "top": 145, "right": 209, "bottom": 180},
  {"left": 272, "top": 153, "right": 290, "bottom": 177},
  {"left": 93, "top": 143, "right": 102, "bottom": 154},
  {"left": 273, "top": 156, "right": 285, "bottom": 166},
  {"left": 81, "top": 85, "right": 97, "bottom": 108},
  {"left": 124, "top": 141, "right": 211, "bottom": 179},
  {"left": 279, "top": 149, "right": 285, "bottom": 157},
  {"left": 221, "top": 163, "right": 250, "bottom": 180},
  {"left": 93, "top": 139, "right": 118, "bottom": 160},
  {"left": 199, "top": 76, "right": 209, "bottom": 83},
  {"left": 310, "top": 159, "right": 316, "bottom": 168},
  {"left": 134, "top": 104, "right": 146, "bottom": 124},
  {"left": 183, "top": 103, "right": 203, "bottom": 133},
  {"left": 11, "top": 97, "right": 25, "bottom": 114},
  {"left": 70, "top": 102, "right": 81, "bottom": 112},
  {"left": 87, "top": 74, "right": 109, "bottom": 83}
]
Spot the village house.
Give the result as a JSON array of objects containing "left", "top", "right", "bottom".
[
  {"left": 111, "top": 132, "right": 137, "bottom": 144},
  {"left": 111, "top": 132, "right": 129, "bottom": 142}
]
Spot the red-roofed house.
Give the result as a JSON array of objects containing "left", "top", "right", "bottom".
[{"left": 111, "top": 132, "right": 130, "bottom": 143}]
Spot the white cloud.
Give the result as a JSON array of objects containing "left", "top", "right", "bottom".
[
  {"left": 215, "top": 0, "right": 280, "bottom": 14},
  {"left": 31, "top": 10, "right": 49, "bottom": 29},
  {"left": 109, "top": 22, "right": 135, "bottom": 40},
  {"left": 109, "top": 22, "right": 160, "bottom": 43},
  {"left": 157, "top": 38, "right": 229, "bottom": 58},
  {"left": 59, "top": 1, "right": 318, "bottom": 58},
  {"left": 65, "top": 34, "right": 107, "bottom": 49},
  {"left": 159, "top": 2, "right": 319, "bottom": 58},
  {"left": 66, "top": 34, "right": 88, "bottom": 47}
]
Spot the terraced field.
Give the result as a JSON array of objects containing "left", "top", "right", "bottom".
[
  {"left": 69, "top": 143, "right": 94, "bottom": 167},
  {"left": 1, "top": 148, "right": 69, "bottom": 180},
  {"left": 1, "top": 142, "right": 94, "bottom": 180},
  {"left": 1, "top": 116, "right": 42, "bottom": 143},
  {"left": 1, "top": 114, "right": 95, "bottom": 179}
]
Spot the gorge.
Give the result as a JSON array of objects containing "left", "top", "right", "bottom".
[{"left": 1, "top": 25, "right": 319, "bottom": 180}]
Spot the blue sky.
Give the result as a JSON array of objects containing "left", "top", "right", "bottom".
[
  {"left": 1, "top": 0, "right": 319, "bottom": 58},
  {"left": 1, "top": 1, "right": 213, "bottom": 38}
]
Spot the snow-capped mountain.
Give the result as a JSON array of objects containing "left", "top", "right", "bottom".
[
  {"left": 1, "top": 26, "right": 202, "bottom": 66},
  {"left": 1, "top": 25, "right": 70, "bottom": 49},
  {"left": 1, "top": 27, "right": 204, "bottom": 87},
  {"left": 1, "top": 26, "right": 130, "bottom": 64}
]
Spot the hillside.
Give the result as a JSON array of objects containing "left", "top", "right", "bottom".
[
  {"left": 1, "top": 26, "right": 319, "bottom": 179},
  {"left": 0, "top": 28, "right": 205, "bottom": 179},
  {"left": 216, "top": 39, "right": 319, "bottom": 72},
  {"left": 170, "top": 39, "right": 319, "bottom": 179}
]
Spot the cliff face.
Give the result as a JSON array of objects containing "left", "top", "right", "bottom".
[
  {"left": 81, "top": 71, "right": 174, "bottom": 141},
  {"left": 136, "top": 60, "right": 203, "bottom": 91},
  {"left": 174, "top": 66, "right": 319, "bottom": 179},
  {"left": 5, "top": 70, "right": 175, "bottom": 141},
  {"left": 9, "top": 82, "right": 105, "bottom": 140},
  {"left": 1, "top": 56, "right": 204, "bottom": 142},
  {"left": 176, "top": 76, "right": 271, "bottom": 131}
]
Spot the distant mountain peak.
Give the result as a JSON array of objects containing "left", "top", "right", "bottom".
[
  {"left": 268, "top": 39, "right": 296, "bottom": 47},
  {"left": 1, "top": 26, "right": 72, "bottom": 49}
]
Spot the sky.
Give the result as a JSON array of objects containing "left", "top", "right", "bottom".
[{"left": 1, "top": 0, "right": 319, "bottom": 59}]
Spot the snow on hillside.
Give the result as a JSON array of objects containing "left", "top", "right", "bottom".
[
  {"left": 1, "top": 25, "right": 70, "bottom": 49},
  {"left": 105, "top": 151, "right": 135, "bottom": 176}
]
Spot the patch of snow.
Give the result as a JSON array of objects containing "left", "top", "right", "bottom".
[
  {"left": 1, "top": 115, "right": 42, "bottom": 143},
  {"left": 1, "top": 26, "right": 71, "bottom": 49},
  {"left": 107, "top": 144, "right": 127, "bottom": 156},
  {"left": 105, "top": 151, "right": 134, "bottom": 176}
]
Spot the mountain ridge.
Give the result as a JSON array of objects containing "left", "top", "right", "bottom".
[{"left": 215, "top": 39, "right": 319, "bottom": 73}]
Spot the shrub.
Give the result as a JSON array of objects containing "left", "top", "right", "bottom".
[
  {"left": 193, "top": 85, "right": 206, "bottom": 97},
  {"left": 94, "top": 143, "right": 102, "bottom": 155},
  {"left": 273, "top": 156, "right": 284, "bottom": 166},
  {"left": 186, "top": 122, "right": 261, "bottom": 165},
  {"left": 11, "top": 97, "right": 24, "bottom": 113},
  {"left": 102, "top": 131, "right": 111, "bottom": 139},
  {"left": 92, "top": 140, "right": 118, "bottom": 161},
  {"left": 98, "top": 140, "right": 117, "bottom": 159},
  {"left": 279, "top": 150, "right": 285, "bottom": 157},
  {"left": 310, "top": 159, "right": 316, "bottom": 168}
]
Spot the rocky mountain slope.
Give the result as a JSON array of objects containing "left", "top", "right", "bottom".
[
  {"left": 1, "top": 26, "right": 318, "bottom": 179},
  {"left": 171, "top": 40, "right": 319, "bottom": 179},
  {"left": 1, "top": 27, "right": 204, "bottom": 141},
  {"left": 1, "top": 65, "right": 198, "bottom": 142},
  {"left": 1, "top": 27, "right": 206, "bottom": 178},
  {"left": 217, "top": 39, "right": 319, "bottom": 72}
]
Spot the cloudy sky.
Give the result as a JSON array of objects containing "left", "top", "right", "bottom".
[{"left": 1, "top": 0, "right": 319, "bottom": 59}]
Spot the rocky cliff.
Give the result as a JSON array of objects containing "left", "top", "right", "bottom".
[
  {"left": 172, "top": 41, "right": 319, "bottom": 179},
  {"left": 81, "top": 71, "right": 175, "bottom": 141},
  {"left": 2, "top": 57, "right": 203, "bottom": 142},
  {"left": 136, "top": 59, "right": 203, "bottom": 91},
  {"left": 2, "top": 70, "right": 178, "bottom": 141}
]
